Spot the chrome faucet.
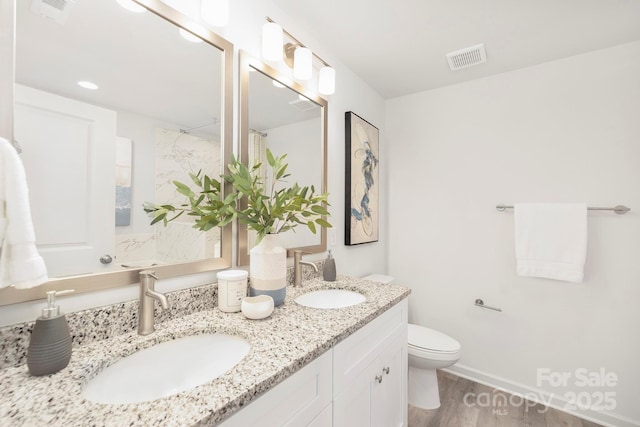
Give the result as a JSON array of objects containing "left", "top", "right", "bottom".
[
  {"left": 293, "top": 250, "right": 319, "bottom": 287},
  {"left": 138, "top": 270, "right": 169, "bottom": 335}
]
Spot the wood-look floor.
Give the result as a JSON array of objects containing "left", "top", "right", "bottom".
[{"left": 408, "top": 371, "right": 604, "bottom": 427}]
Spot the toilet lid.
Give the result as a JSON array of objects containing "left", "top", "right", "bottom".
[{"left": 408, "top": 324, "right": 460, "bottom": 353}]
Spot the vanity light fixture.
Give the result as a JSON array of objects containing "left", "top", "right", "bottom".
[
  {"left": 116, "top": 0, "right": 146, "bottom": 13},
  {"left": 201, "top": 0, "right": 229, "bottom": 27},
  {"left": 263, "top": 17, "right": 336, "bottom": 95}
]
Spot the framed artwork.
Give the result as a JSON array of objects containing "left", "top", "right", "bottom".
[{"left": 345, "top": 111, "right": 379, "bottom": 245}]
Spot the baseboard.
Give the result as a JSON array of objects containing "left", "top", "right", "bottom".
[{"left": 443, "top": 364, "right": 640, "bottom": 427}]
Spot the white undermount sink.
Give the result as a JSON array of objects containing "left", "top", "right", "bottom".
[
  {"left": 294, "top": 289, "right": 366, "bottom": 309},
  {"left": 82, "top": 334, "right": 250, "bottom": 404}
]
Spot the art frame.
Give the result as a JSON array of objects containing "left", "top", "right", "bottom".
[{"left": 345, "top": 111, "right": 380, "bottom": 245}]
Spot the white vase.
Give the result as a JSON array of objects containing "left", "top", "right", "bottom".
[{"left": 249, "top": 234, "right": 287, "bottom": 306}]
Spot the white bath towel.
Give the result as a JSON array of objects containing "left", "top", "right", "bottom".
[
  {"left": 0, "top": 137, "right": 49, "bottom": 289},
  {"left": 514, "top": 203, "right": 587, "bottom": 283}
]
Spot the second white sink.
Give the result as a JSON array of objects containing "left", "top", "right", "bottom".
[
  {"left": 295, "top": 289, "right": 366, "bottom": 309},
  {"left": 82, "top": 333, "right": 250, "bottom": 404}
]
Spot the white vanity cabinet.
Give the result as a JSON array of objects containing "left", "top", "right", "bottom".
[
  {"left": 219, "top": 299, "right": 408, "bottom": 427},
  {"left": 218, "top": 350, "right": 333, "bottom": 427},
  {"left": 333, "top": 299, "right": 408, "bottom": 427}
]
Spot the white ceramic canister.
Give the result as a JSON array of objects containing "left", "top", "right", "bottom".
[{"left": 217, "top": 270, "right": 249, "bottom": 313}]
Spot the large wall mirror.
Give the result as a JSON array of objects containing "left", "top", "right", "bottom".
[
  {"left": 0, "top": 0, "right": 233, "bottom": 305},
  {"left": 238, "top": 51, "right": 328, "bottom": 266}
]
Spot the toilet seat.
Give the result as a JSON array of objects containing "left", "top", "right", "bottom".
[{"left": 408, "top": 324, "right": 460, "bottom": 354}]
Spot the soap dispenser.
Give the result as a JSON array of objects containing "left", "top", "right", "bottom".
[
  {"left": 323, "top": 250, "right": 336, "bottom": 282},
  {"left": 27, "top": 289, "right": 74, "bottom": 376}
]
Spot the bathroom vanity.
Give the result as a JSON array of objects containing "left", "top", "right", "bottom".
[{"left": 0, "top": 276, "right": 410, "bottom": 426}]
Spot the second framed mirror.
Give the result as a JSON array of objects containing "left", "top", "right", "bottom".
[{"left": 238, "top": 51, "right": 328, "bottom": 266}]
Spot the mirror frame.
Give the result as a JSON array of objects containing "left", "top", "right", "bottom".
[
  {"left": 238, "top": 50, "right": 328, "bottom": 266},
  {"left": 0, "top": 0, "right": 234, "bottom": 305}
]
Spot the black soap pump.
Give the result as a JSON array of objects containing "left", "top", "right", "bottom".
[
  {"left": 27, "top": 289, "right": 74, "bottom": 376},
  {"left": 323, "top": 250, "right": 336, "bottom": 282}
]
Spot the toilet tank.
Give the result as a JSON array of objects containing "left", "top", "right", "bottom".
[{"left": 363, "top": 274, "right": 395, "bottom": 284}]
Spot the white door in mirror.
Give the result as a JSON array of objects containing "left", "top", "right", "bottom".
[
  {"left": 15, "top": 84, "right": 116, "bottom": 278},
  {"left": 82, "top": 334, "right": 250, "bottom": 404}
]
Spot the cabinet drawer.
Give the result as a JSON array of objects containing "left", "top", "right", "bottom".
[
  {"left": 219, "top": 350, "right": 332, "bottom": 427},
  {"left": 333, "top": 299, "right": 408, "bottom": 395}
]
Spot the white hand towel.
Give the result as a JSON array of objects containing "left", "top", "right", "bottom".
[
  {"left": 514, "top": 203, "right": 587, "bottom": 283},
  {"left": 0, "top": 137, "right": 49, "bottom": 289}
]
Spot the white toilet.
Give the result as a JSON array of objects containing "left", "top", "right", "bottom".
[{"left": 363, "top": 274, "right": 461, "bottom": 410}]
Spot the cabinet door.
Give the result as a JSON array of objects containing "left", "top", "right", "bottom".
[
  {"left": 308, "top": 403, "right": 332, "bottom": 427},
  {"left": 333, "top": 300, "right": 407, "bottom": 395},
  {"left": 372, "top": 332, "right": 406, "bottom": 427},
  {"left": 333, "top": 368, "right": 373, "bottom": 427},
  {"left": 219, "top": 350, "right": 332, "bottom": 427}
]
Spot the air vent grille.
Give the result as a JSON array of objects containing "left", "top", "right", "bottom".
[
  {"left": 288, "top": 98, "right": 318, "bottom": 111},
  {"left": 43, "top": 0, "right": 68, "bottom": 10},
  {"left": 30, "top": 0, "right": 74, "bottom": 23},
  {"left": 446, "top": 44, "right": 487, "bottom": 71}
]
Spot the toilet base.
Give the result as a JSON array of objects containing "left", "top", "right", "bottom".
[{"left": 409, "top": 366, "right": 441, "bottom": 410}]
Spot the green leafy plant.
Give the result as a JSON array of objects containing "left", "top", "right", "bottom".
[{"left": 144, "top": 149, "right": 331, "bottom": 243}]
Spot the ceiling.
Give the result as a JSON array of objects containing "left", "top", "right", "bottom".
[
  {"left": 272, "top": 0, "right": 640, "bottom": 99},
  {"left": 16, "top": 0, "right": 222, "bottom": 135}
]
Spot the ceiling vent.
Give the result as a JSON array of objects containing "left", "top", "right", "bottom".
[
  {"left": 288, "top": 98, "right": 318, "bottom": 112},
  {"left": 446, "top": 44, "right": 487, "bottom": 71},
  {"left": 30, "top": 0, "right": 75, "bottom": 24}
]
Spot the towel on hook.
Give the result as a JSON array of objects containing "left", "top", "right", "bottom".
[
  {"left": 514, "top": 203, "right": 587, "bottom": 283},
  {"left": 0, "top": 137, "right": 49, "bottom": 289}
]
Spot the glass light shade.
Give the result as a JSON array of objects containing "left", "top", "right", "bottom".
[
  {"left": 262, "top": 23, "right": 283, "bottom": 61},
  {"left": 293, "top": 47, "right": 312, "bottom": 80},
  {"left": 201, "top": 0, "right": 229, "bottom": 27},
  {"left": 318, "top": 66, "right": 336, "bottom": 95}
]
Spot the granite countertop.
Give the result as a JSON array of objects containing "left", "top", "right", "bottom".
[{"left": 0, "top": 276, "right": 410, "bottom": 426}]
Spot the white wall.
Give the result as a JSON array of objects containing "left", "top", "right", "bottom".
[
  {"left": 0, "top": 0, "right": 387, "bottom": 325},
  {"left": 386, "top": 41, "right": 640, "bottom": 425}
]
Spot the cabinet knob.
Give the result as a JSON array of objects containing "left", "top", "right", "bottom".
[
  {"left": 375, "top": 375, "right": 383, "bottom": 384},
  {"left": 383, "top": 366, "right": 390, "bottom": 375},
  {"left": 100, "top": 254, "right": 113, "bottom": 264}
]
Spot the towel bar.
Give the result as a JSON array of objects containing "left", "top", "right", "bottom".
[
  {"left": 496, "top": 204, "right": 630, "bottom": 214},
  {"left": 474, "top": 299, "right": 502, "bottom": 312}
]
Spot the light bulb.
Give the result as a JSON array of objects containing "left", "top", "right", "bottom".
[
  {"left": 293, "top": 47, "right": 312, "bottom": 80},
  {"left": 262, "top": 22, "right": 283, "bottom": 61}
]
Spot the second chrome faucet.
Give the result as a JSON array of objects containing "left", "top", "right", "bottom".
[
  {"left": 138, "top": 270, "right": 169, "bottom": 335},
  {"left": 293, "top": 250, "right": 318, "bottom": 287}
]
